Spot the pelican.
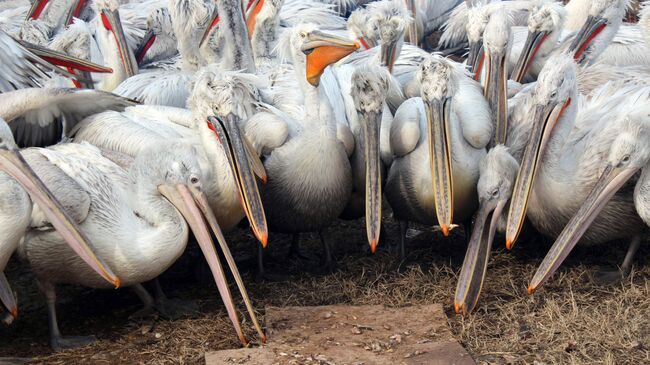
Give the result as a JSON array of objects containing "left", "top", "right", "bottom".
[
  {"left": 0, "top": 119, "right": 119, "bottom": 322},
  {"left": 73, "top": 66, "right": 269, "bottom": 254},
  {"left": 0, "top": 28, "right": 112, "bottom": 92},
  {"left": 338, "top": 65, "right": 391, "bottom": 252},
  {"left": 91, "top": 0, "right": 137, "bottom": 91},
  {"left": 482, "top": 9, "right": 511, "bottom": 146},
  {"left": 385, "top": 54, "right": 491, "bottom": 259},
  {"left": 19, "top": 140, "right": 262, "bottom": 349},
  {"left": 528, "top": 107, "right": 650, "bottom": 293},
  {"left": 135, "top": 7, "right": 177, "bottom": 67},
  {"left": 243, "top": 26, "right": 358, "bottom": 272},
  {"left": 504, "top": 53, "right": 649, "bottom": 260}
]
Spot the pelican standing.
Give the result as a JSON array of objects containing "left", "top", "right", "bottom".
[
  {"left": 385, "top": 55, "right": 492, "bottom": 259},
  {"left": 244, "top": 26, "right": 358, "bottom": 272}
]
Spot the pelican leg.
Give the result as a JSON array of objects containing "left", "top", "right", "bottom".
[
  {"left": 319, "top": 230, "right": 335, "bottom": 273},
  {"left": 40, "top": 281, "right": 95, "bottom": 351},
  {"left": 129, "top": 283, "right": 156, "bottom": 319},
  {"left": 399, "top": 220, "right": 409, "bottom": 262},
  {"left": 593, "top": 235, "right": 643, "bottom": 285},
  {"left": 287, "top": 233, "right": 309, "bottom": 260},
  {"left": 255, "top": 243, "right": 288, "bottom": 282},
  {"left": 152, "top": 278, "right": 198, "bottom": 319}
]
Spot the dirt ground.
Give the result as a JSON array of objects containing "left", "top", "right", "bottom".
[{"left": 0, "top": 216, "right": 648, "bottom": 365}]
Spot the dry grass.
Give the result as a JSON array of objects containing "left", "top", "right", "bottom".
[{"left": 0, "top": 217, "right": 648, "bottom": 365}]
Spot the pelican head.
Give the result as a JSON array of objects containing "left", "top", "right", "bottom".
[
  {"left": 50, "top": 20, "right": 92, "bottom": 61},
  {"left": 528, "top": 107, "right": 650, "bottom": 294},
  {"left": 483, "top": 9, "right": 511, "bottom": 145},
  {"left": 465, "top": 2, "right": 491, "bottom": 78},
  {"left": 511, "top": 0, "right": 567, "bottom": 82},
  {"left": 280, "top": 24, "right": 359, "bottom": 86},
  {"left": 418, "top": 55, "right": 457, "bottom": 236},
  {"left": 135, "top": 7, "right": 175, "bottom": 65},
  {"left": 19, "top": 19, "right": 52, "bottom": 46},
  {"left": 569, "top": 0, "right": 629, "bottom": 65},
  {"left": 189, "top": 66, "right": 263, "bottom": 121},
  {"left": 93, "top": 0, "right": 137, "bottom": 77},
  {"left": 505, "top": 53, "right": 576, "bottom": 249},
  {"left": 188, "top": 66, "right": 269, "bottom": 247},
  {"left": 347, "top": 7, "right": 378, "bottom": 49},
  {"left": 367, "top": 0, "right": 412, "bottom": 73},
  {"left": 350, "top": 65, "right": 390, "bottom": 252},
  {"left": 455, "top": 145, "right": 519, "bottom": 315},
  {"left": 0, "top": 119, "right": 120, "bottom": 304}
]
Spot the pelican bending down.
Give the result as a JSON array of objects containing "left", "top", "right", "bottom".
[
  {"left": 0, "top": 120, "right": 119, "bottom": 322},
  {"left": 502, "top": 54, "right": 649, "bottom": 292},
  {"left": 529, "top": 107, "right": 650, "bottom": 293},
  {"left": 385, "top": 55, "right": 492, "bottom": 259},
  {"left": 19, "top": 141, "right": 262, "bottom": 349},
  {"left": 244, "top": 27, "right": 358, "bottom": 271}
]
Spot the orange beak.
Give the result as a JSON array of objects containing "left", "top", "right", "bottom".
[{"left": 302, "top": 31, "right": 360, "bottom": 86}]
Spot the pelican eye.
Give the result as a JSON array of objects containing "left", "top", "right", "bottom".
[
  {"left": 190, "top": 174, "right": 200, "bottom": 185},
  {"left": 621, "top": 155, "right": 631, "bottom": 164},
  {"left": 490, "top": 188, "right": 499, "bottom": 198}
]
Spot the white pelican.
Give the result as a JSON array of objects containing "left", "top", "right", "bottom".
[
  {"left": 0, "top": 119, "right": 119, "bottom": 322},
  {"left": 528, "top": 107, "right": 650, "bottom": 293},
  {"left": 19, "top": 140, "right": 262, "bottom": 349},
  {"left": 0, "top": 28, "right": 112, "bottom": 92},
  {"left": 243, "top": 27, "right": 358, "bottom": 272},
  {"left": 482, "top": 9, "right": 511, "bottom": 146},
  {"left": 339, "top": 65, "right": 391, "bottom": 252},
  {"left": 504, "top": 53, "right": 649, "bottom": 256},
  {"left": 134, "top": 7, "right": 177, "bottom": 67},
  {"left": 385, "top": 54, "right": 491, "bottom": 259},
  {"left": 73, "top": 67, "right": 269, "bottom": 251}
]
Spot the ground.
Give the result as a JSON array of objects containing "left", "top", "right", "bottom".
[{"left": 0, "top": 216, "right": 648, "bottom": 365}]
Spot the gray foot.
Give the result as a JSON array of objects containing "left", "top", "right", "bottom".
[
  {"left": 593, "top": 269, "right": 625, "bottom": 286},
  {"left": 51, "top": 335, "right": 96, "bottom": 351},
  {"left": 155, "top": 298, "right": 199, "bottom": 320}
]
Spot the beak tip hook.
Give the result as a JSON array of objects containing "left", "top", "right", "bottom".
[
  {"left": 441, "top": 224, "right": 450, "bottom": 237},
  {"left": 527, "top": 285, "right": 535, "bottom": 296},
  {"left": 454, "top": 303, "right": 461, "bottom": 314},
  {"left": 10, "top": 308, "right": 18, "bottom": 318},
  {"left": 370, "top": 240, "right": 378, "bottom": 254},
  {"left": 505, "top": 238, "right": 513, "bottom": 250}
]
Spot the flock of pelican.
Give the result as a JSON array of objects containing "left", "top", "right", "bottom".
[{"left": 0, "top": 0, "right": 648, "bottom": 351}]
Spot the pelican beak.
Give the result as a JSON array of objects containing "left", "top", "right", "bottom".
[
  {"left": 64, "top": 0, "right": 88, "bottom": 26},
  {"left": 135, "top": 28, "right": 156, "bottom": 66},
  {"left": 357, "top": 36, "right": 376, "bottom": 50},
  {"left": 454, "top": 198, "right": 506, "bottom": 315},
  {"left": 569, "top": 15, "right": 607, "bottom": 64},
  {"left": 200, "top": 12, "right": 220, "bottom": 49},
  {"left": 245, "top": 0, "right": 264, "bottom": 39},
  {"left": 20, "top": 40, "right": 113, "bottom": 73},
  {"left": 158, "top": 184, "right": 247, "bottom": 345},
  {"left": 187, "top": 185, "right": 267, "bottom": 343},
  {"left": 505, "top": 98, "right": 571, "bottom": 249},
  {"left": 100, "top": 8, "right": 137, "bottom": 77},
  {"left": 510, "top": 30, "right": 548, "bottom": 83},
  {"left": 0, "top": 149, "right": 120, "bottom": 288},
  {"left": 207, "top": 116, "right": 268, "bottom": 247},
  {"left": 302, "top": 30, "right": 360, "bottom": 86},
  {"left": 425, "top": 97, "right": 454, "bottom": 236},
  {"left": 380, "top": 36, "right": 399, "bottom": 74},
  {"left": 467, "top": 41, "right": 485, "bottom": 81},
  {"left": 484, "top": 49, "right": 508, "bottom": 146},
  {"left": 26, "top": 0, "right": 49, "bottom": 20},
  {"left": 362, "top": 109, "right": 382, "bottom": 252},
  {"left": 404, "top": 0, "right": 419, "bottom": 47},
  {"left": 528, "top": 164, "right": 637, "bottom": 294},
  {"left": 0, "top": 272, "right": 18, "bottom": 319}
]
